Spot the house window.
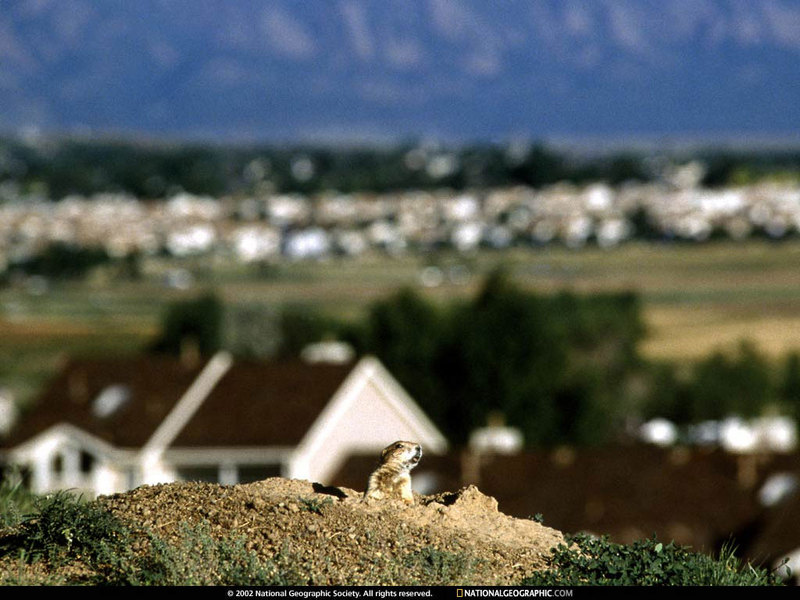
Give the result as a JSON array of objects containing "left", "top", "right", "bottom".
[
  {"left": 237, "top": 464, "right": 282, "bottom": 484},
  {"left": 175, "top": 464, "right": 283, "bottom": 484},
  {"left": 80, "top": 450, "right": 94, "bottom": 474},
  {"left": 176, "top": 467, "right": 219, "bottom": 483},
  {"left": 52, "top": 453, "right": 63, "bottom": 475}
]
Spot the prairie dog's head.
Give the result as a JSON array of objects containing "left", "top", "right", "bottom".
[{"left": 379, "top": 441, "right": 422, "bottom": 471}]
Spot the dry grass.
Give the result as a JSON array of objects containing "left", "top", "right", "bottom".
[
  {"left": 642, "top": 307, "right": 800, "bottom": 361},
  {"left": 493, "top": 241, "right": 800, "bottom": 363}
]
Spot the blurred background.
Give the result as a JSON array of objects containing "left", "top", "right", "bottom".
[{"left": 2, "top": 0, "right": 800, "bottom": 582}]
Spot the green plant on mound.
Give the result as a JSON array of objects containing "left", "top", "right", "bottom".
[
  {"left": 0, "top": 491, "right": 302, "bottom": 586},
  {"left": 1, "top": 491, "right": 133, "bottom": 570},
  {"left": 0, "top": 474, "right": 38, "bottom": 529},
  {"left": 298, "top": 496, "right": 333, "bottom": 515},
  {"left": 355, "top": 545, "right": 482, "bottom": 586},
  {"left": 404, "top": 547, "right": 482, "bottom": 585},
  {"left": 136, "top": 522, "right": 306, "bottom": 586},
  {"left": 523, "top": 534, "right": 784, "bottom": 586}
]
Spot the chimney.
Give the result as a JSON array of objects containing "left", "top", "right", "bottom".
[
  {"left": 736, "top": 454, "right": 759, "bottom": 490},
  {"left": 301, "top": 341, "right": 355, "bottom": 364},
  {"left": 468, "top": 411, "right": 524, "bottom": 455},
  {"left": 460, "top": 448, "right": 481, "bottom": 487},
  {"left": 180, "top": 336, "right": 202, "bottom": 369},
  {"left": 69, "top": 370, "right": 89, "bottom": 404}
]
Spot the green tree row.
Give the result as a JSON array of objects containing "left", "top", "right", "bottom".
[
  {"left": 644, "top": 343, "right": 800, "bottom": 425},
  {"left": 149, "top": 277, "right": 800, "bottom": 448},
  {"left": 4, "top": 136, "right": 800, "bottom": 200},
  {"left": 340, "top": 272, "right": 645, "bottom": 446}
]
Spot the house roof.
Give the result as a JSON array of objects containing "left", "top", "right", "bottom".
[
  {"left": 171, "top": 359, "right": 354, "bottom": 447},
  {"left": 734, "top": 453, "right": 800, "bottom": 570},
  {"left": 469, "top": 445, "right": 761, "bottom": 550},
  {"left": 1, "top": 354, "right": 354, "bottom": 451},
  {"left": 1, "top": 355, "right": 205, "bottom": 449}
]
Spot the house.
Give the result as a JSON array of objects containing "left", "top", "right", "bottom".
[{"left": 0, "top": 353, "right": 447, "bottom": 497}]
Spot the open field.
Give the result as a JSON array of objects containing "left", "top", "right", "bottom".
[{"left": 2, "top": 239, "right": 800, "bottom": 405}]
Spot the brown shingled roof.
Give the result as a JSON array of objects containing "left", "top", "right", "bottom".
[
  {"left": 171, "top": 359, "right": 354, "bottom": 447},
  {"left": 2, "top": 355, "right": 205, "bottom": 449},
  {"left": 2, "top": 355, "right": 356, "bottom": 451},
  {"left": 470, "top": 445, "right": 762, "bottom": 550}
]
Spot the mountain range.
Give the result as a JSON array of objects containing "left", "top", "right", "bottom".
[{"left": 2, "top": 0, "right": 800, "bottom": 145}]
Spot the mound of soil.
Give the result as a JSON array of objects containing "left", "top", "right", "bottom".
[{"left": 98, "top": 477, "right": 566, "bottom": 585}]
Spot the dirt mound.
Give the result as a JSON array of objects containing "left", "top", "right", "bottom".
[{"left": 97, "top": 477, "right": 565, "bottom": 585}]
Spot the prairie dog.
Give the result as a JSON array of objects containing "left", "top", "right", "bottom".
[{"left": 363, "top": 441, "right": 422, "bottom": 505}]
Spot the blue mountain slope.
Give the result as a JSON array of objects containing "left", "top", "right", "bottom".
[{"left": 1, "top": 0, "right": 799, "bottom": 143}]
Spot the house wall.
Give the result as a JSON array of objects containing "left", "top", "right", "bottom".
[
  {"left": 289, "top": 376, "right": 441, "bottom": 486},
  {"left": 11, "top": 430, "right": 125, "bottom": 496}
]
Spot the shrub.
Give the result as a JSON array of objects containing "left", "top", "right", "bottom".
[
  {"left": 298, "top": 496, "right": 333, "bottom": 514},
  {"left": 133, "top": 522, "right": 304, "bottom": 586},
  {"left": 0, "top": 473, "right": 37, "bottom": 529},
  {"left": 402, "top": 547, "right": 481, "bottom": 585},
  {"left": 0, "top": 491, "right": 301, "bottom": 585},
  {"left": 12, "top": 242, "right": 110, "bottom": 280},
  {"left": 523, "top": 534, "right": 784, "bottom": 586},
  {"left": 357, "top": 545, "right": 482, "bottom": 586},
  {"left": 2, "top": 491, "right": 133, "bottom": 570},
  {"left": 149, "top": 292, "right": 224, "bottom": 357}
]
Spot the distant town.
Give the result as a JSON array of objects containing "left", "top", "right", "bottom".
[{"left": 2, "top": 161, "right": 800, "bottom": 273}]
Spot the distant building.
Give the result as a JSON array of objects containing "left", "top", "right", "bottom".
[
  {"left": 640, "top": 416, "right": 798, "bottom": 453},
  {"left": 0, "top": 354, "right": 447, "bottom": 497}
]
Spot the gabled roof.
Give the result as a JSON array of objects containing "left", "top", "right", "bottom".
[
  {"left": 1, "top": 355, "right": 206, "bottom": 449},
  {"left": 1, "top": 354, "right": 354, "bottom": 451},
  {"left": 171, "top": 359, "right": 354, "bottom": 447}
]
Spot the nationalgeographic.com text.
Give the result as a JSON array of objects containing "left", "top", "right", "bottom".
[{"left": 459, "top": 590, "right": 573, "bottom": 598}]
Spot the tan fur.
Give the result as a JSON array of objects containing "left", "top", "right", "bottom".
[{"left": 363, "top": 441, "right": 422, "bottom": 505}]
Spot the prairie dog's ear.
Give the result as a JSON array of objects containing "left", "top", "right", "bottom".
[{"left": 380, "top": 446, "right": 392, "bottom": 461}]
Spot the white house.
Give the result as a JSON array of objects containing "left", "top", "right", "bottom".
[{"left": 0, "top": 353, "right": 447, "bottom": 497}]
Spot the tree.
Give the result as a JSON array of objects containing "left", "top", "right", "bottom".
[
  {"left": 348, "top": 269, "right": 647, "bottom": 447},
  {"left": 224, "top": 303, "right": 281, "bottom": 359},
  {"left": 276, "top": 305, "right": 345, "bottom": 358},
  {"left": 439, "top": 269, "right": 568, "bottom": 445},
  {"left": 14, "top": 242, "right": 110, "bottom": 280},
  {"left": 149, "top": 292, "right": 224, "bottom": 357},
  {"left": 779, "top": 351, "right": 800, "bottom": 422},
  {"left": 686, "top": 341, "right": 773, "bottom": 421},
  {"left": 640, "top": 362, "right": 694, "bottom": 425}
]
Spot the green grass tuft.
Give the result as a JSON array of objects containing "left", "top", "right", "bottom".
[
  {"left": 523, "top": 533, "right": 784, "bottom": 587},
  {"left": 0, "top": 490, "right": 304, "bottom": 585}
]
